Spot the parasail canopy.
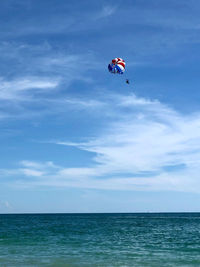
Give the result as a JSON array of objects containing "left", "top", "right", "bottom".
[{"left": 108, "top": 57, "right": 126, "bottom": 74}]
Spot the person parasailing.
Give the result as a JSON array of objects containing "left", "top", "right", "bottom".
[{"left": 108, "top": 57, "right": 130, "bottom": 84}]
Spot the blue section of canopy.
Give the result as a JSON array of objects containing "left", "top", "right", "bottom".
[{"left": 108, "top": 63, "right": 124, "bottom": 74}]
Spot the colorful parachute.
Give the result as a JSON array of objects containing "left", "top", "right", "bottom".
[{"left": 108, "top": 58, "right": 125, "bottom": 74}]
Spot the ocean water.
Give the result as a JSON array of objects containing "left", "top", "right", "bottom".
[{"left": 0, "top": 213, "right": 200, "bottom": 266}]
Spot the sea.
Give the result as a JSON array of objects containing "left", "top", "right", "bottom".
[{"left": 0, "top": 213, "right": 200, "bottom": 266}]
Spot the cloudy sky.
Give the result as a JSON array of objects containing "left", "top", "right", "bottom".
[{"left": 1, "top": 0, "right": 200, "bottom": 213}]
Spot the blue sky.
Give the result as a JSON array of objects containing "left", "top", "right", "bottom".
[{"left": 1, "top": 0, "right": 200, "bottom": 213}]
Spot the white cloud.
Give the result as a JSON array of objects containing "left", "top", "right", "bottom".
[
  {"left": 0, "top": 41, "right": 100, "bottom": 120},
  {"left": 1, "top": 93, "right": 200, "bottom": 192},
  {"left": 20, "top": 160, "right": 59, "bottom": 169},
  {"left": 18, "top": 161, "right": 60, "bottom": 177},
  {"left": 97, "top": 6, "right": 116, "bottom": 18},
  {"left": 0, "top": 77, "right": 59, "bottom": 100},
  {"left": 49, "top": 93, "right": 200, "bottom": 192},
  {"left": 63, "top": 98, "right": 105, "bottom": 109},
  {"left": 19, "top": 168, "right": 44, "bottom": 177}
]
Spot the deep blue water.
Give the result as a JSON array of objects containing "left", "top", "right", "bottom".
[{"left": 0, "top": 213, "right": 200, "bottom": 266}]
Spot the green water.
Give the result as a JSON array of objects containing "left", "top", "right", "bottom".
[{"left": 0, "top": 213, "right": 200, "bottom": 266}]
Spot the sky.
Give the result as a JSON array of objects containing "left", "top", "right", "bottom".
[{"left": 1, "top": 0, "right": 200, "bottom": 213}]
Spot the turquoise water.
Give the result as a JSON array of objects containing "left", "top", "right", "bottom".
[{"left": 0, "top": 213, "right": 200, "bottom": 266}]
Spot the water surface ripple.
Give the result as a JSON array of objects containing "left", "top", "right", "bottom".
[{"left": 0, "top": 213, "right": 200, "bottom": 266}]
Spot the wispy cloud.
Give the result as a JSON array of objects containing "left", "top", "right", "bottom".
[
  {"left": 2, "top": 93, "right": 200, "bottom": 192},
  {"left": 0, "top": 2, "right": 116, "bottom": 37},
  {"left": 97, "top": 5, "right": 116, "bottom": 19},
  {"left": 1, "top": 1, "right": 200, "bottom": 67},
  {"left": 0, "top": 42, "right": 100, "bottom": 119},
  {"left": 0, "top": 160, "right": 60, "bottom": 178},
  {"left": 1, "top": 0, "right": 200, "bottom": 196},
  {"left": 0, "top": 77, "right": 59, "bottom": 100}
]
